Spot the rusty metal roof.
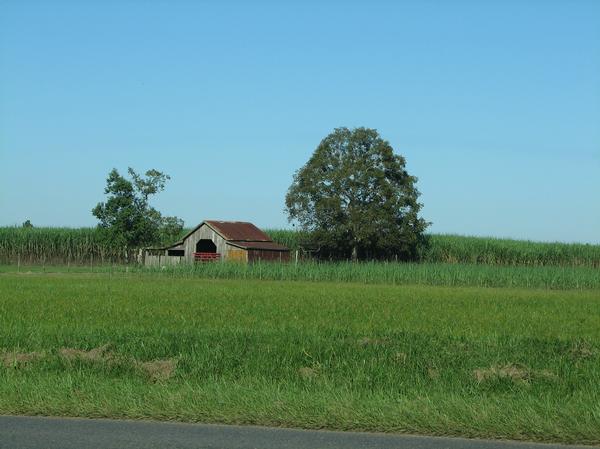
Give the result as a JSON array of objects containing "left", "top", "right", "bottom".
[
  {"left": 158, "top": 220, "right": 290, "bottom": 252},
  {"left": 226, "top": 241, "right": 290, "bottom": 251},
  {"left": 205, "top": 220, "right": 272, "bottom": 242}
]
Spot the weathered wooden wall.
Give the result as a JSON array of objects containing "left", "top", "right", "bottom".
[
  {"left": 247, "top": 249, "right": 290, "bottom": 263},
  {"left": 183, "top": 224, "right": 229, "bottom": 262},
  {"left": 226, "top": 248, "right": 248, "bottom": 262},
  {"left": 144, "top": 252, "right": 184, "bottom": 266}
]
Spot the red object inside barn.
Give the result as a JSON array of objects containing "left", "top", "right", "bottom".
[{"left": 193, "top": 252, "right": 221, "bottom": 262}]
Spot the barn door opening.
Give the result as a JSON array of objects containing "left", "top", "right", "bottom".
[
  {"left": 196, "top": 239, "right": 216, "bottom": 253},
  {"left": 194, "top": 239, "right": 220, "bottom": 262}
]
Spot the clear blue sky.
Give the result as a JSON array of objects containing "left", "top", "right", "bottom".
[{"left": 1, "top": 0, "right": 599, "bottom": 243}]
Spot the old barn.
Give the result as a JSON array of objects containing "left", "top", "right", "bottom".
[{"left": 144, "top": 220, "right": 290, "bottom": 266}]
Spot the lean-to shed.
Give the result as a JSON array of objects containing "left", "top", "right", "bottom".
[{"left": 144, "top": 220, "right": 290, "bottom": 266}]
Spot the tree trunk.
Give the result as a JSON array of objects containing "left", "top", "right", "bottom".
[{"left": 351, "top": 244, "right": 358, "bottom": 262}]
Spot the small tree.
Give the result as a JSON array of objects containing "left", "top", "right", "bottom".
[
  {"left": 285, "top": 127, "right": 429, "bottom": 261},
  {"left": 158, "top": 215, "right": 185, "bottom": 246},
  {"left": 92, "top": 168, "right": 183, "bottom": 262}
]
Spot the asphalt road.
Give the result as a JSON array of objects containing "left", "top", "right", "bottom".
[{"left": 0, "top": 416, "right": 596, "bottom": 449}]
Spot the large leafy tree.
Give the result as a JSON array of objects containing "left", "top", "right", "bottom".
[
  {"left": 285, "top": 127, "right": 429, "bottom": 261},
  {"left": 92, "top": 168, "right": 183, "bottom": 261}
]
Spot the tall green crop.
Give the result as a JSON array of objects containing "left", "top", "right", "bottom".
[
  {"left": 421, "top": 234, "right": 600, "bottom": 267},
  {"left": 1, "top": 227, "right": 599, "bottom": 268},
  {"left": 0, "top": 227, "right": 125, "bottom": 265}
]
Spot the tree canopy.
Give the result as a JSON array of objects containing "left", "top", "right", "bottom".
[
  {"left": 285, "top": 127, "right": 429, "bottom": 261},
  {"left": 92, "top": 168, "right": 183, "bottom": 261}
]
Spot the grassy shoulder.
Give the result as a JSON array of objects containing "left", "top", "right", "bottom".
[
  {"left": 1, "top": 273, "right": 599, "bottom": 444},
  {"left": 2, "top": 260, "right": 600, "bottom": 290}
]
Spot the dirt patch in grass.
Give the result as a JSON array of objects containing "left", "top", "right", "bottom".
[
  {"left": 298, "top": 366, "right": 319, "bottom": 380},
  {"left": 394, "top": 352, "right": 408, "bottom": 363},
  {"left": 569, "top": 341, "right": 595, "bottom": 361},
  {"left": 136, "top": 359, "right": 177, "bottom": 382},
  {"left": 58, "top": 345, "right": 178, "bottom": 382},
  {"left": 474, "top": 363, "right": 557, "bottom": 384},
  {"left": 427, "top": 367, "right": 440, "bottom": 379},
  {"left": 478, "top": 364, "right": 529, "bottom": 382},
  {"left": 59, "top": 344, "right": 114, "bottom": 363},
  {"left": 1, "top": 351, "right": 43, "bottom": 367}
]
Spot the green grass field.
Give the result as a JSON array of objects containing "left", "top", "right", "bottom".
[
  {"left": 4, "top": 261, "right": 599, "bottom": 290},
  {"left": 1, "top": 271, "right": 599, "bottom": 444}
]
